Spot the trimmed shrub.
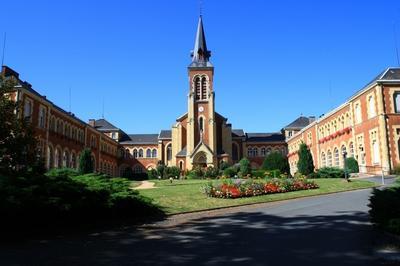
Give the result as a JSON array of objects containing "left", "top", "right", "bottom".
[
  {"left": 297, "top": 143, "right": 314, "bottom": 176},
  {"left": 266, "top": 169, "right": 282, "bottom": 178},
  {"left": 46, "top": 168, "right": 79, "bottom": 178},
  {"left": 186, "top": 166, "right": 205, "bottom": 179},
  {"left": 204, "top": 167, "right": 220, "bottom": 178},
  {"left": 262, "top": 151, "right": 290, "bottom": 174},
  {"left": 78, "top": 148, "right": 94, "bottom": 174},
  {"left": 147, "top": 169, "right": 158, "bottom": 179},
  {"left": 156, "top": 161, "right": 166, "bottom": 178},
  {"left": 239, "top": 158, "right": 252, "bottom": 176},
  {"left": 223, "top": 166, "right": 238, "bottom": 178},
  {"left": 165, "top": 166, "right": 181, "bottom": 178},
  {"left": 252, "top": 169, "right": 266, "bottom": 178},
  {"left": 316, "top": 167, "right": 345, "bottom": 178},
  {"left": 345, "top": 157, "right": 359, "bottom": 173},
  {"left": 369, "top": 186, "right": 400, "bottom": 234},
  {"left": 219, "top": 161, "right": 230, "bottom": 171}
]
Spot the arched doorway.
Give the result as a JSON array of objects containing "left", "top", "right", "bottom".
[{"left": 193, "top": 151, "right": 207, "bottom": 168}]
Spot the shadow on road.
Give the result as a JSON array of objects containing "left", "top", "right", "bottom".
[{"left": 1, "top": 210, "right": 377, "bottom": 266}]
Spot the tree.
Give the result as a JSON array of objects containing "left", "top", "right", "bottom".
[
  {"left": 239, "top": 158, "right": 252, "bottom": 176},
  {"left": 0, "top": 74, "right": 38, "bottom": 176},
  {"left": 78, "top": 148, "right": 94, "bottom": 174},
  {"left": 219, "top": 161, "right": 230, "bottom": 171},
  {"left": 156, "top": 160, "right": 166, "bottom": 178},
  {"left": 345, "top": 157, "right": 359, "bottom": 173},
  {"left": 297, "top": 143, "right": 314, "bottom": 175},
  {"left": 262, "top": 151, "right": 289, "bottom": 174}
]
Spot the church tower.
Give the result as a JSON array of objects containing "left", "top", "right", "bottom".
[{"left": 186, "top": 16, "right": 217, "bottom": 168}]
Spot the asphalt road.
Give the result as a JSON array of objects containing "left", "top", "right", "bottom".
[{"left": 0, "top": 177, "right": 396, "bottom": 266}]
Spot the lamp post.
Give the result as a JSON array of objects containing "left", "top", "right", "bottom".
[{"left": 342, "top": 151, "right": 348, "bottom": 182}]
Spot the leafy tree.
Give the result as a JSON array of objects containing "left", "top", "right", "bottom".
[
  {"left": 345, "top": 157, "right": 359, "bottom": 173},
  {"left": 0, "top": 74, "right": 38, "bottom": 176},
  {"left": 262, "top": 151, "right": 289, "bottom": 173},
  {"left": 156, "top": 160, "right": 166, "bottom": 178},
  {"left": 297, "top": 143, "right": 314, "bottom": 175},
  {"left": 239, "top": 158, "right": 252, "bottom": 176},
  {"left": 165, "top": 166, "right": 181, "bottom": 178},
  {"left": 78, "top": 148, "right": 94, "bottom": 174}
]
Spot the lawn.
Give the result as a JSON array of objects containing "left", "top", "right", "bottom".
[{"left": 139, "top": 178, "right": 377, "bottom": 214}]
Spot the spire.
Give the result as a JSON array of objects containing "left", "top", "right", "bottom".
[{"left": 191, "top": 16, "right": 211, "bottom": 65}]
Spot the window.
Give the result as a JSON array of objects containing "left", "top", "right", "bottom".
[
  {"left": 355, "top": 103, "right": 362, "bottom": 124},
  {"left": 152, "top": 149, "right": 157, "bottom": 158},
  {"left": 266, "top": 147, "right": 272, "bottom": 155},
  {"left": 349, "top": 142, "right": 354, "bottom": 157},
  {"left": 133, "top": 165, "right": 143, "bottom": 174},
  {"left": 321, "top": 152, "right": 326, "bottom": 167},
  {"left": 341, "top": 145, "right": 347, "bottom": 165},
  {"left": 133, "top": 149, "right": 138, "bottom": 158},
  {"left": 179, "top": 161, "right": 184, "bottom": 170},
  {"left": 254, "top": 148, "right": 258, "bottom": 157},
  {"left": 199, "top": 117, "right": 204, "bottom": 132},
  {"left": 71, "top": 153, "right": 76, "bottom": 169},
  {"left": 334, "top": 148, "right": 339, "bottom": 167},
  {"left": 39, "top": 106, "right": 46, "bottom": 128},
  {"left": 138, "top": 149, "right": 143, "bottom": 158},
  {"left": 232, "top": 143, "right": 238, "bottom": 161},
  {"left": 394, "top": 92, "right": 400, "bottom": 113},
  {"left": 24, "top": 99, "right": 32, "bottom": 119},
  {"left": 201, "top": 77, "right": 207, "bottom": 99},
  {"left": 371, "top": 131, "right": 380, "bottom": 164},
  {"left": 247, "top": 147, "right": 253, "bottom": 157},
  {"left": 327, "top": 150, "right": 332, "bottom": 167},
  {"left": 261, "top": 147, "right": 266, "bottom": 157},
  {"left": 167, "top": 144, "right": 172, "bottom": 161},
  {"left": 146, "top": 148, "right": 151, "bottom": 158},
  {"left": 368, "top": 95, "right": 376, "bottom": 118},
  {"left": 195, "top": 77, "right": 201, "bottom": 100}
]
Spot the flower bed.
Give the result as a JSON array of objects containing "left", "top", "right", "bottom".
[{"left": 203, "top": 178, "right": 319, "bottom": 199}]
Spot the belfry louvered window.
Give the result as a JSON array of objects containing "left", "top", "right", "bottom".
[
  {"left": 195, "top": 77, "right": 201, "bottom": 100},
  {"left": 201, "top": 77, "right": 207, "bottom": 99}
]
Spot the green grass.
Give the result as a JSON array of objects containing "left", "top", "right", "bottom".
[{"left": 139, "top": 178, "right": 377, "bottom": 215}]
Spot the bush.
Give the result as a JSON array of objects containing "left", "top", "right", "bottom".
[
  {"left": 369, "top": 186, "right": 400, "bottom": 234},
  {"left": 131, "top": 172, "right": 148, "bottom": 181},
  {"left": 252, "top": 169, "right": 266, "bottom": 178},
  {"left": 239, "top": 158, "right": 252, "bottom": 176},
  {"left": 186, "top": 166, "right": 205, "bottom": 179},
  {"left": 219, "top": 161, "right": 230, "bottom": 171},
  {"left": 262, "top": 151, "right": 290, "bottom": 174},
  {"left": 392, "top": 165, "right": 400, "bottom": 175},
  {"left": 46, "top": 168, "right": 79, "bottom": 178},
  {"left": 0, "top": 173, "right": 163, "bottom": 235},
  {"left": 204, "top": 167, "right": 220, "bottom": 178},
  {"left": 79, "top": 148, "right": 94, "bottom": 174},
  {"left": 165, "top": 166, "right": 181, "bottom": 178},
  {"left": 156, "top": 161, "right": 166, "bottom": 178},
  {"left": 223, "top": 166, "right": 238, "bottom": 178},
  {"left": 266, "top": 169, "right": 282, "bottom": 178},
  {"left": 147, "top": 169, "right": 158, "bottom": 179},
  {"left": 297, "top": 143, "right": 314, "bottom": 176},
  {"left": 345, "top": 157, "right": 359, "bottom": 173},
  {"left": 316, "top": 167, "right": 345, "bottom": 178}
]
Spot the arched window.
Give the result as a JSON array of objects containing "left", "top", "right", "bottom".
[
  {"left": 48, "top": 146, "right": 54, "bottom": 169},
  {"left": 266, "top": 147, "right": 272, "bottom": 155},
  {"left": 334, "top": 148, "right": 339, "bottom": 167},
  {"left": 199, "top": 117, "right": 204, "bottom": 132},
  {"left": 152, "top": 149, "right": 157, "bottom": 158},
  {"left": 201, "top": 77, "right": 207, "bottom": 99},
  {"left": 261, "top": 147, "right": 266, "bottom": 157},
  {"left": 254, "top": 147, "right": 258, "bottom": 157},
  {"left": 146, "top": 148, "right": 151, "bottom": 158},
  {"left": 55, "top": 148, "right": 62, "bottom": 168},
  {"left": 368, "top": 95, "right": 376, "bottom": 118},
  {"left": 195, "top": 77, "right": 201, "bottom": 100},
  {"left": 247, "top": 147, "right": 253, "bottom": 157},
  {"left": 341, "top": 145, "right": 347, "bottom": 157},
  {"left": 71, "top": 153, "right": 76, "bottom": 169},
  {"left": 133, "top": 165, "right": 143, "bottom": 174},
  {"left": 167, "top": 144, "right": 172, "bottom": 161},
  {"left": 138, "top": 149, "right": 143, "bottom": 158},
  {"left": 232, "top": 143, "right": 238, "bottom": 161},
  {"left": 349, "top": 142, "right": 354, "bottom": 157},
  {"left": 327, "top": 150, "right": 332, "bottom": 167},
  {"left": 321, "top": 152, "right": 326, "bottom": 167},
  {"left": 179, "top": 161, "right": 184, "bottom": 170},
  {"left": 133, "top": 149, "right": 138, "bottom": 158}
]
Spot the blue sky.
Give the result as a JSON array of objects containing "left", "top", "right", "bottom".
[{"left": 2, "top": 0, "right": 400, "bottom": 133}]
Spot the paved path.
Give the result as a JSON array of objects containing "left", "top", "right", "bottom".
[
  {"left": 133, "top": 181, "right": 156, "bottom": 190},
  {"left": 0, "top": 177, "right": 396, "bottom": 266}
]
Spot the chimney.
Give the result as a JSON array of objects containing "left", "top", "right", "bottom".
[
  {"left": 1, "top": 66, "right": 20, "bottom": 78},
  {"left": 88, "top": 119, "right": 96, "bottom": 127}
]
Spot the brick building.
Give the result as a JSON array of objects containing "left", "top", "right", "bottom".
[{"left": 287, "top": 68, "right": 400, "bottom": 175}]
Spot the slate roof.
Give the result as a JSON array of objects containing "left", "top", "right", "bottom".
[
  {"left": 176, "top": 147, "right": 187, "bottom": 157},
  {"left": 246, "top": 132, "right": 285, "bottom": 143},
  {"left": 189, "top": 16, "right": 212, "bottom": 68},
  {"left": 159, "top": 130, "right": 172, "bottom": 139},
  {"left": 93, "top": 119, "right": 119, "bottom": 131},
  {"left": 232, "top": 129, "right": 245, "bottom": 138},
  {"left": 120, "top": 134, "right": 159, "bottom": 145},
  {"left": 283, "top": 116, "right": 313, "bottom": 130}
]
